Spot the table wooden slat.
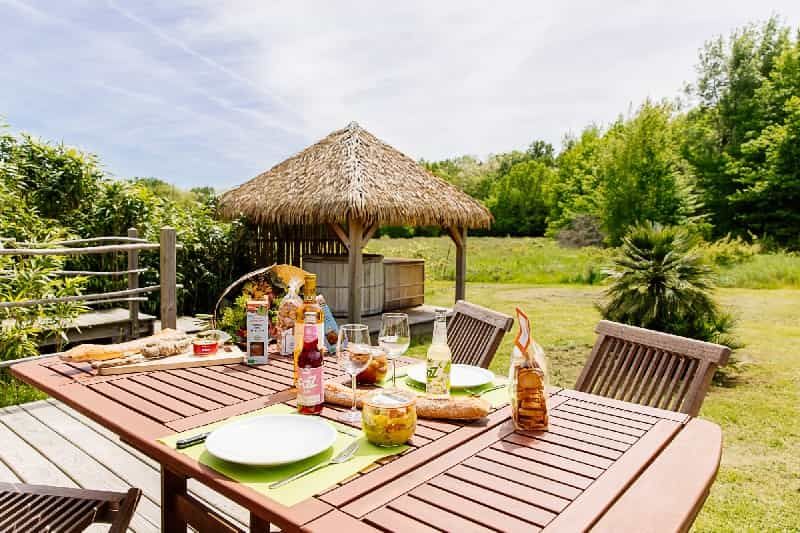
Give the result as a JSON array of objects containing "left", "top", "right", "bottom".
[
  {"left": 543, "top": 419, "right": 681, "bottom": 531},
  {"left": 557, "top": 389, "right": 690, "bottom": 423},
  {"left": 590, "top": 418, "right": 722, "bottom": 533},
  {"left": 477, "top": 447, "right": 594, "bottom": 490},
  {"left": 165, "top": 369, "right": 257, "bottom": 401},
  {"left": 412, "top": 484, "right": 541, "bottom": 533},
  {"left": 463, "top": 455, "right": 582, "bottom": 500},
  {"left": 89, "top": 382, "right": 183, "bottom": 423},
  {"left": 144, "top": 371, "right": 241, "bottom": 406}
]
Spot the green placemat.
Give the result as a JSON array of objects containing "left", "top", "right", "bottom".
[
  {"left": 381, "top": 366, "right": 509, "bottom": 408},
  {"left": 159, "top": 404, "right": 407, "bottom": 507}
]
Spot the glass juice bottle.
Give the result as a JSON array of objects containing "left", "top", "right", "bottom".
[
  {"left": 426, "top": 309, "right": 452, "bottom": 398},
  {"left": 293, "top": 274, "right": 324, "bottom": 385},
  {"left": 297, "top": 311, "right": 324, "bottom": 414}
]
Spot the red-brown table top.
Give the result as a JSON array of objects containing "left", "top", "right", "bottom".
[{"left": 12, "top": 355, "right": 721, "bottom": 532}]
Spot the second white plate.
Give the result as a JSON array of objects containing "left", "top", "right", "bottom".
[
  {"left": 405, "top": 363, "right": 495, "bottom": 389},
  {"left": 205, "top": 414, "right": 337, "bottom": 466}
]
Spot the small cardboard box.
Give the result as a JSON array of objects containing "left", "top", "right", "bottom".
[{"left": 246, "top": 300, "right": 270, "bottom": 365}]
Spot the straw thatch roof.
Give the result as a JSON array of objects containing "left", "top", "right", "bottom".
[{"left": 218, "top": 122, "right": 492, "bottom": 228}]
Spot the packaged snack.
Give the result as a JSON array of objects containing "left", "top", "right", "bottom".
[
  {"left": 508, "top": 307, "right": 548, "bottom": 431},
  {"left": 316, "top": 293, "right": 339, "bottom": 352},
  {"left": 277, "top": 277, "right": 303, "bottom": 355},
  {"left": 246, "top": 300, "right": 270, "bottom": 364}
]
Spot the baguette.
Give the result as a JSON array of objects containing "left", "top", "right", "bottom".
[
  {"left": 60, "top": 329, "right": 186, "bottom": 362},
  {"left": 323, "top": 382, "right": 490, "bottom": 421}
]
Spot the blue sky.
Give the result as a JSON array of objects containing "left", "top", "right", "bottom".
[{"left": 2, "top": 1, "right": 800, "bottom": 190}]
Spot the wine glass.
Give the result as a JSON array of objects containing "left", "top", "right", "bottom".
[
  {"left": 378, "top": 313, "right": 411, "bottom": 388},
  {"left": 336, "top": 324, "right": 372, "bottom": 424}
]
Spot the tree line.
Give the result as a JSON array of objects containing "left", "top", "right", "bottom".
[{"left": 423, "top": 17, "right": 800, "bottom": 249}]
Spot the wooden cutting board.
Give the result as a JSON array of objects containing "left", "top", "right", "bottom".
[{"left": 98, "top": 345, "right": 245, "bottom": 375}]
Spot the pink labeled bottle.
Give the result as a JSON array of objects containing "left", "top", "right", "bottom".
[{"left": 297, "top": 311, "right": 324, "bottom": 415}]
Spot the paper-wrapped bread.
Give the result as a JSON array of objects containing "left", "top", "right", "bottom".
[
  {"left": 60, "top": 329, "right": 189, "bottom": 362},
  {"left": 324, "top": 382, "right": 490, "bottom": 420}
]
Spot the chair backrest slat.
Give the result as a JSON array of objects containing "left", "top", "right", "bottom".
[
  {"left": 0, "top": 482, "right": 141, "bottom": 533},
  {"left": 575, "top": 320, "right": 731, "bottom": 417},
  {"left": 447, "top": 300, "right": 513, "bottom": 369}
]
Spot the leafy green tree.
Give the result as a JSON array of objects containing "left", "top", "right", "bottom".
[
  {"left": 684, "top": 17, "right": 795, "bottom": 238},
  {"left": 486, "top": 159, "right": 555, "bottom": 236},
  {"left": 422, "top": 155, "right": 497, "bottom": 200},
  {"left": 728, "top": 96, "right": 800, "bottom": 247},
  {"left": 601, "top": 102, "right": 701, "bottom": 244},
  {"left": 5, "top": 134, "right": 103, "bottom": 223},
  {"left": 549, "top": 126, "right": 605, "bottom": 233},
  {"left": 548, "top": 103, "right": 700, "bottom": 245}
]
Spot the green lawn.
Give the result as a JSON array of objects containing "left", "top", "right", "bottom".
[{"left": 409, "top": 281, "right": 800, "bottom": 532}]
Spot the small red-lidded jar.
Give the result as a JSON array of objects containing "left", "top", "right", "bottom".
[{"left": 192, "top": 338, "right": 219, "bottom": 356}]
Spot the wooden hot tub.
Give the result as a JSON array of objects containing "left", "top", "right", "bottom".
[{"left": 303, "top": 254, "right": 385, "bottom": 317}]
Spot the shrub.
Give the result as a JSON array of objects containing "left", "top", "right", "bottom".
[
  {"left": 556, "top": 215, "right": 605, "bottom": 248},
  {"left": 600, "top": 222, "right": 738, "bottom": 349},
  {"left": 696, "top": 234, "right": 761, "bottom": 266}
]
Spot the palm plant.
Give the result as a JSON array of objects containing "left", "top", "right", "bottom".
[{"left": 601, "top": 222, "right": 736, "bottom": 346}]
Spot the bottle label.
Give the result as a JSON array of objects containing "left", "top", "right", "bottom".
[
  {"left": 297, "top": 366, "right": 323, "bottom": 406},
  {"left": 426, "top": 358, "right": 451, "bottom": 395},
  {"left": 303, "top": 322, "right": 318, "bottom": 343},
  {"left": 280, "top": 329, "right": 295, "bottom": 356}
]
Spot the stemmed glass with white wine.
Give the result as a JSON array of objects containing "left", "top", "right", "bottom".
[
  {"left": 378, "top": 313, "right": 410, "bottom": 388},
  {"left": 336, "top": 324, "right": 372, "bottom": 424}
]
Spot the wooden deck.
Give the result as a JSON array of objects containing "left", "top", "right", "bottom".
[
  {"left": 362, "top": 304, "right": 451, "bottom": 339},
  {"left": 0, "top": 399, "right": 255, "bottom": 532},
  {"left": 36, "top": 308, "right": 156, "bottom": 348}
]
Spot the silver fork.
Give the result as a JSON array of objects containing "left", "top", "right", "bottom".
[
  {"left": 269, "top": 439, "right": 360, "bottom": 489},
  {"left": 468, "top": 384, "right": 507, "bottom": 397}
]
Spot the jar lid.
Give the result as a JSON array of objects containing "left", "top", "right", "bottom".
[{"left": 363, "top": 389, "right": 415, "bottom": 408}]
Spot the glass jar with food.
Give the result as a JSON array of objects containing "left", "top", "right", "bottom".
[
  {"left": 356, "top": 347, "right": 388, "bottom": 385},
  {"left": 361, "top": 389, "right": 416, "bottom": 447}
]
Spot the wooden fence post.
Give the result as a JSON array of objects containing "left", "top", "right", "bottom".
[
  {"left": 160, "top": 227, "right": 177, "bottom": 330},
  {"left": 127, "top": 228, "right": 139, "bottom": 339}
]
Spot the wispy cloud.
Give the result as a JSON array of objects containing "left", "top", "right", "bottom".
[{"left": 2, "top": 0, "right": 800, "bottom": 188}]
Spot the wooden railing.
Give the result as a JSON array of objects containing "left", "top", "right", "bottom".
[{"left": 0, "top": 227, "right": 179, "bottom": 360}]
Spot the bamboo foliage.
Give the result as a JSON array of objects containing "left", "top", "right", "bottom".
[{"left": 218, "top": 122, "right": 492, "bottom": 229}]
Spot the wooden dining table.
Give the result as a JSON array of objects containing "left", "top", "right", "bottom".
[{"left": 12, "top": 353, "right": 722, "bottom": 532}]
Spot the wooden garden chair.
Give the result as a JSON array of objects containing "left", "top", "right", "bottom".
[
  {"left": 0, "top": 482, "right": 141, "bottom": 532},
  {"left": 447, "top": 300, "right": 514, "bottom": 368},
  {"left": 575, "top": 320, "right": 731, "bottom": 417}
]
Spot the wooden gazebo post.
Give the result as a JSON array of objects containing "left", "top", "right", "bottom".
[
  {"left": 348, "top": 219, "right": 363, "bottom": 323},
  {"left": 447, "top": 226, "right": 467, "bottom": 302},
  {"left": 329, "top": 219, "right": 380, "bottom": 323}
]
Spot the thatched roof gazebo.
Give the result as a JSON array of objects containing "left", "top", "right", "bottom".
[{"left": 219, "top": 121, "right": 492, "bottom": 322}]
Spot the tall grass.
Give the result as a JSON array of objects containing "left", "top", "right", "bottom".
[
  {"left": 367, "top": 236, "right": 800, "bottom": 289},
  {"left": 716, "top": 253, "right": 800, "bottom": 289},
  {"left": 367, "top": 236, "right": 611, "bottom": 285}
]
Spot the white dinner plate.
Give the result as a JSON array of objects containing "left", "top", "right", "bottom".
[
  {"left": 205, "top": 414, "right": 337, "bottom": 466},
  {"left": 405, "top": 363, "right": 495, "bottom": 389}
]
